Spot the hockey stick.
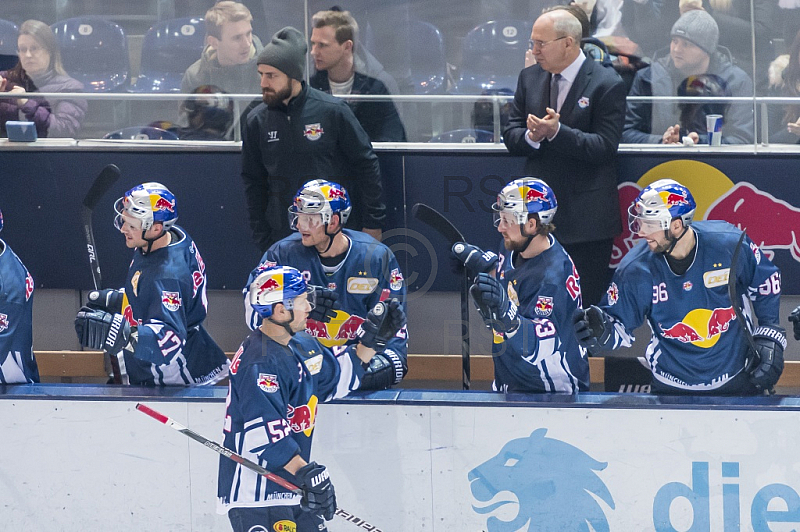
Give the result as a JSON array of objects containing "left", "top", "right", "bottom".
[
  {"left": 411, "top": 203, "right": 470, "bottom": 390},
  {"left": 135, "top": 404, "right": 383, "bottom": 532},
  {"left": 81, "top": 164, "right": 126, "bottom": 384}
]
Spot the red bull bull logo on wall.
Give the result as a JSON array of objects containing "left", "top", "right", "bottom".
[{"left": 659, "top": 306, "right": 736, "bottom": 347}]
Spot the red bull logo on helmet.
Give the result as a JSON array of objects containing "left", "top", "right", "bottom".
[
  {"left": 327, "top": 187, "right": 346, "bottom": 200},
  {"left": 258, "top": 277, "right": 281, "bottom": 295},
  {"left": 659, "top": 189, "right": 690, "bottom": 207},
  {"left": 287, "top": 395, "right": 318, "bottom": 436},
  {"left": 523, "top": 186, "right": 548, "bottom": 203},
  {"left": 161, "top": 291, "right": 181, "bottom": 311},
  {"left": 659, "top": 306, "right": 736, "bottom": 347},
  {"left": 152, "top": 196, "right": 175, "bottom": 213}
]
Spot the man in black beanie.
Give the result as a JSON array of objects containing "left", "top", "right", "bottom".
[{"left": 241, "top": 26, "right": 385, "bottom": 252}]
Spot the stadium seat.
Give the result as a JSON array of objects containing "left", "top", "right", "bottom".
[
  {"left": 131, "top": 17, "right": 206, "bottom": 93},
  {"left": 103, "top": 126, "right": 179, "bottom": 140},
  {"left": 0, "top": 19, "right": 19, "bottom": 72},
  {"left": 51, "top": 17, "right": 129, "bottom": 92},
  {"left": 428, "top": 129, "right": 495, "bottom": 143},
  {"left": 453, "top": 19, "right": 531, "bottom": 94}
]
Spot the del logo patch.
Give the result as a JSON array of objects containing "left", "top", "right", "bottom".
[
  {"left": 257, "top": 373, "right": 279, "bottom": 393},
  {"left": 535, "top": 296, "right": 553, "bottom": 316},
  {"left": 304, "top": 123, "right": 324, "bottom": 141},
  {"left": 0, "top": 313, "right": 8, "bottom": 332},
  {"left": 703, "top": 268, "right": 729, "bottom": 288},
  {"left": 347, "top": 277, "right": 379, "bottom": 294},
  {"left": 304, "top": 354, "right": 323, "bottom": 375},
  {"left": 161, "top": 291, "right": 181, "bottom": 311}
]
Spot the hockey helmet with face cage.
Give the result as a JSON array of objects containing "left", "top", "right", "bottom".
[
  {"left": 288, "top": 179, "right": 352, "bottom": 229},
  {"left": 628, "top": 179, "right": 696, "bottom": 235},
  {"left": 492, "top": 178, "right": 558, "bottom": 226},
  {"left": 114, "top": 182, "right": 179, "bottom": 232},
  {"left": 249, "top": 265, "right": 315, "bottom": 319}
]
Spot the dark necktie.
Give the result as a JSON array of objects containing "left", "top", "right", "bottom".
[{"left": 550, "top": 73, "right": 562, "bottom": 111}]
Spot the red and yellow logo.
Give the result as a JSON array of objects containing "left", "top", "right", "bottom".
[{"left": 659, "top": 306, "right": 736, "bottom": 348}]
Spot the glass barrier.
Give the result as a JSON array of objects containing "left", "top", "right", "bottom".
[{"left": 0, "top": 0, "right": 797, "bottom": 148}]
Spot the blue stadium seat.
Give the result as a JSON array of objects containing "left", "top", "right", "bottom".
[
  {"left": 428, "top": 129, "right": 495, "bottom": 143},
  {"left": 51, "top": 17, "right": 129, "bottom": 92},
  {"left": 0, "top": 19, "right": 19, "bottom": 72},
  {"left": 103, "top": 126, "right": 179, "bottom": 140},
  {"left": 369, "top": 20, "right": 447, "bottom": 95},
  {"left": 453, "top": 20, "right": 531, "bottom": 94},
  {"left": 131, "top": 17, "right": 206, "bottom": 93}
]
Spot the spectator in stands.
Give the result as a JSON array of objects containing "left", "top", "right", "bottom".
[
  {"left": 181, "top": 1, "right": 263, "bottom": 95},
  {"left": 623, "top": 10, "right": 754, "bottom": 144},
  {"left": 0, "top": 20, "right": 86, "bottom": 138},
  {"left": 766, "top": 30, "right": 800, "bottom": 144},
  {"left": 169, "top": 85, "right": 235, "bottom": 140},
  {"left": 242, "top": 27, "right": 385, "bottom": 252},
  {"left": 309, "top": 10, "right": 406, "bottom": 142}
]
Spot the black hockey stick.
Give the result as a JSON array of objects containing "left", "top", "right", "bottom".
[
  {"left": 82, "top": 164, "right": 126, "bottom": 384},
  {"left": 411, "top": 203, "right": 471, "bottom": 390},
  {"left": 136, "top": 404, "right": 383, "bottom": 532}
]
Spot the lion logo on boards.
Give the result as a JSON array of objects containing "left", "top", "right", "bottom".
[
  {"left": 347, "top": 277, "right": 378, "bottom": 294},
  {"left": 703, "top": 268, "right": 730, "bottom": 288},
  {"left": 469, "top": 429, "right": 614, "bottom": 531},
  {"left": 272, "top": 520, "right": 296, "bottom": 532}
]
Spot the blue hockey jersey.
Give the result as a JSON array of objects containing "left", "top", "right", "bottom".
[
  {"left": 0, "top": 240, "right": 38, "bottom": 383},
  {"left": 245, "top": 229, "right": 407, "bottom": 378},
  {"left": 217, "top": 330, "right": 365, "bottom": 513},
  {"left": 120, "top": 226, "right": 229, "bottom": 386},
  {"left": 600, "top": 221, "right": 781, "bottom": 392},
  {"left": 492, "top": 235, "right": 589, "bottom": 393}
]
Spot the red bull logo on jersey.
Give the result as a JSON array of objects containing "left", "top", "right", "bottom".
[
  {"left": 390, "top": 268, "right": 404, "bottom": 291},
  {"left": 535, "top": 296, "right": 553, "bottom": 317},
  {"left": 25, "top": 272, "right": 33, "bottom": 301},
  {"left": 303, "top": 123, "right": 324, "bottom": 141},
  {"left": 305, "top": 319, "right": 331, "bottom": 339},
  {"left": 0, "top": 313, "right": 8, "bottom": 332},
  {"left": 152, "top": 196, "right": 175, "bottom": 213},
  {"left": 607, "top": 282, "right": 619, "bottom": 305},
  {"left": 287, "top": 395, "right": 318, "bottom": 436},
  {"left": 307, "top": 310, "right": 366, "bottom": 348},
  {"left": 257, "top": 373, "right": 279, "bottom": 393},
  {"left": 161, "top": 291, "right": 181, "bottom": 311},
  {"left": 659, "top": 306, "right": 736, "bottom": 347}
]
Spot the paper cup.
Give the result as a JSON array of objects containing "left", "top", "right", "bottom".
[{"left": 706, "top": 114, "right": 722, "bottom": 146}]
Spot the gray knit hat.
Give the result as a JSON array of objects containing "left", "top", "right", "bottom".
[
  {"left": 257, "top": 27, "right": 307, "bottom": 80},
  {"left": 671, "top": 10, "right": 719, "bottom": 55}
]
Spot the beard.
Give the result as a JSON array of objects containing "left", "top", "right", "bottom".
[
  {"left": 262, "top": 84, "right": 292, "bottom": 106},
  {"left": 503, "top": 234, "right": 530, "bottom": 253}
]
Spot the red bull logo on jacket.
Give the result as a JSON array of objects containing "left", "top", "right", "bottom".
[
  {"left": 257, "top": 373, "right": 279, "bottom": 393},
  {"left": 303, "top": 123, "right": 324, "bottom": 141},
  {"left": 161, "top": 291, "right": 181, "bottom": 311},
  {"left": 287, "top": 395, "right": 318, "bottom": 436},
  {"left": 659, "top": 306, "right": 736, "bottom": 347},
  {"left": 0, "top": 313, "right": 8, "bottom": 332}
]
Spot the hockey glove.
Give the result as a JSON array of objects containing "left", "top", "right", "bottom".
[
  {"left": 295, "top": 461, "right": 336, "bottom": 521},
  {"left": 789, "top": 306, "right": 800, "bottom": 341},
  {"left": 572, "top": 306, "right": 614, "bottom": 351},
  {"left": 359, "top": 350, "right": 408, "bottom": 390},
  {"left": 307, "top": 286, "right": 339, "bottom": 323},
  {"left": 749, "top": 325, "right": 786, "bottom": 391},
  {"left": 469, "top": 273, "right": 519, "bottom": 335},
  {"left": 86, "top": 288, "right": 124, "bottom": 314},
  {"left": 356, "top": 299, "right": 406, "bottom": 351},
  {"left": 452, "top": 242, "right": 499, "bottom": 275},
  {"left": 75, "top": 307, "right": 131, "bottom": 354}
]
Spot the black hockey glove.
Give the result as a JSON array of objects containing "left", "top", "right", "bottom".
[
  {"left": 788, "top": 306, "right": 800, "bottom": 341},
  {"left": 307, "top": 286, "right": 339, "bottom": 323},
  {"left": 75, "top": 307, "right": 131, "bottom": 354},
  {"left": 469, "top": 273, "right": 519, "bottom": 335},
  {"left": 451, "top": 242, "right": 499, "bottom": 275},
  {"left": 749, "top": 325, "right": 787, "bottom": 391},
  {"left": 359, "top": 350, "right": 408, "bottom": 390},
  {"left": 356, "top": 299, "right": 406, "bottom": 351},
  {"left": 86, "top": 288, "right": 124, "bottom": 314},
  {"left": 572, "top": 306, "right": 614, "bottom": 351},
  {"left": 295, "top": 461, "right": 336, "bottom": 521}
]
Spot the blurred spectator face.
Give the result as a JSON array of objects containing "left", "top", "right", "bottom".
[
  {"left": 530, "top": 16, "right": 573, "bottom": 74},
  {"left": 259, "top": 64, "right": 292, "bottom": 106},
  {"left": 670, "top": 37, "right": 709, "bottom": 75},
  {"left": 17, "top": 34, "right": 50, "bottom": 77},
  {"left": 210, "top": 19, "right": 253, "bottom": 66},
  {"left": 310, "top": 25, "right": 352, "bottom": 73}
]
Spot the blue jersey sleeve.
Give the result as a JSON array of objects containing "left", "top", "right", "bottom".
[
  {"left": 739, "top": 236, "right": 781, "bottom": 326},
  {"left": 599, "top": 258, "right": 654, "bottom": 349},
  {"left": 133, "top": 277, "right": 191, "bottom": 366}
]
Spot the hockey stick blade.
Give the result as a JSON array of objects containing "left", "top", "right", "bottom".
[
  {"left": 135, "top": 403, "right": 383, "bottom": 531},
  {"left": 411, "top": 203, "right": 465, "bottom": 246},
  {"left": 83, "top": 164, "right": 121, "bottom": 210}
]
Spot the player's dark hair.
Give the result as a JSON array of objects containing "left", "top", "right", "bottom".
[{"left": 528, "top": 213, "right": 556, "bottom": 235}]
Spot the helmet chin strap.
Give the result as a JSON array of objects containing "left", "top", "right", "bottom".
[
  {"left": 140, "top": 225, "right": 169, "bottom": 255},
  {"left": 268, "top": 309, "right": 297, "bottom": 337},
  {"left": 662, "top": 225, "right": 689, "bottom": 257}
]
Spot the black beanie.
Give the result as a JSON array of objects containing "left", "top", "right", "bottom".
[{"left": 257, "top": 26, "right": 307, "bottom": 81}]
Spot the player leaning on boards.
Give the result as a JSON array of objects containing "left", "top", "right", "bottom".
[
  {"left": 573, "top": 179, "right": 785, "bottom": 395},
  {"left": 0, "top": 207, "right": 38, "bottom": 383},
  {"left": 74, "top": 183, "right": 230, "bottom": 385},
  {"left": 452, "top": 178, "right": 589, "bottom": 393},
  {"left": 244, "top": 180, "right": 408, "bottom": 390},
  {"left": 219, "top": 265, "right": 405, "bottom": 531}
]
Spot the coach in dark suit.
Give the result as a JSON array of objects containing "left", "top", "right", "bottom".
[{"left": 503, "top": 9, "right": 626, "bottom": 306}]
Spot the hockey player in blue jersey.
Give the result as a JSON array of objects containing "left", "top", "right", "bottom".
[
  {"left": 0, "top": 208, "right": 38, "bottom": 383},
  {"left": 452, "top": 178, "right": 589, "bottom": 393},
  {"left": 74, "top": 182, "right": 230, "bottom": 386},
  {"left": 573, "top": 179, "right": 785, "bottom": 395},
  {"left": 245, "top": 179, "right": 407, "bottom": 390},
  {"left": 219, "top": 265, "right": 405, "bottom": 531}
]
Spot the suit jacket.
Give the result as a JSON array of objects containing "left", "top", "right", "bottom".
[{"left": 503, "top": 59, "right": 626, "bottom": 245}]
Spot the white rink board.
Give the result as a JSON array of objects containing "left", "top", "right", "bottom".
[{"left": 3, "top": 397, "right": 800, "bottom": 531}]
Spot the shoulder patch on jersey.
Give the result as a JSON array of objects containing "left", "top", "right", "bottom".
[
  {"left": 347, "top": 277, "right": 379, "bottom": 294},
  {"left": 273, "top": 520, "right": 296, "bottom": 532},
  {"left": 703, "top": 268, "right": 729, "bottom": 288},
  {"left": 192, "top": 270, "right": 204, "bottom": 297},
  {"left": 534, "top": 296, "right": 553, "bottom": 316},
  {"left": 507, "top": 283, "right": 520, "bottom": 307},
  {"left": 131, "top": 270, "right": 141, "bottom": 297},
  {"left": 25, "top": 272, "right": 34, "bottom": 301},
  {"left": 607, "top": 282, "right": 619, "bottom": 305},
  {"left": 304, "top": 354, "right": 323, "bottom": 375},
  {"left": 749, "top": 242, "right": 761, "bottom": 264},
  {"left": 230, "top": 345, "right": 244, "bottom": 375},
  {"left": 0, "top": 313, "right": 8, "bottom": 332},
  {"left": 161, "top": 291, "right": 182, "bottom": 311},
  {"left": 390, "top": 268, "right": 404, "bottom": 291},
  {"left": 257, "top": 373, "right": 279, "bottom": 393}
]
